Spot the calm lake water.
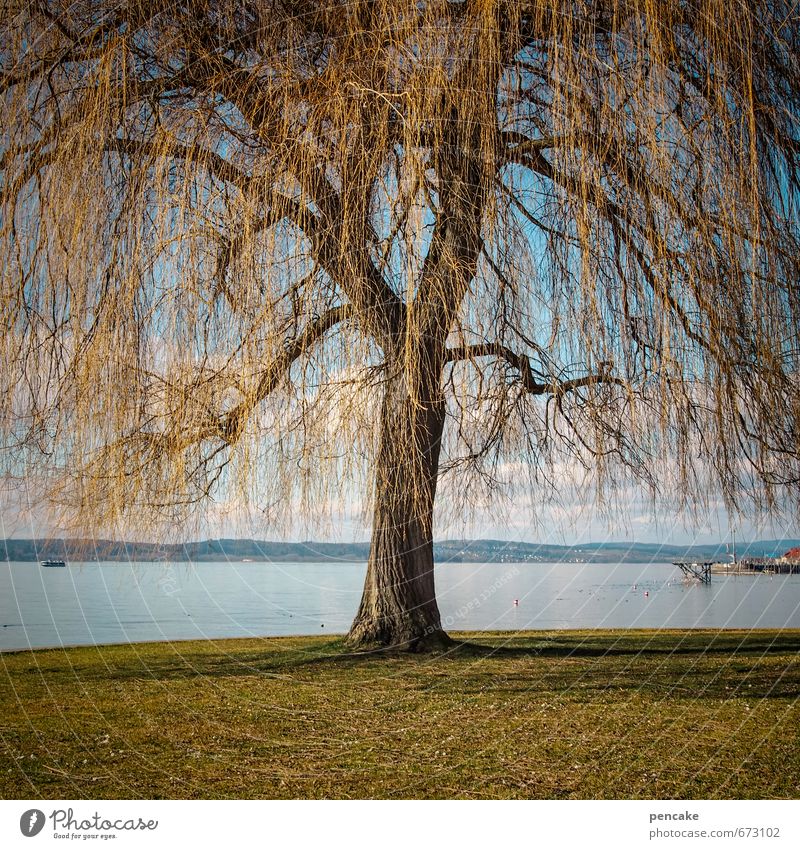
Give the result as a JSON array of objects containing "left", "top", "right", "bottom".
[{"left": 2, "top": 560, "right": 799, "bottom": 651}]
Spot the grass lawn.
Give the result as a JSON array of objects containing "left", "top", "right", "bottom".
[{"left": 1, "top": 630, "right": 799, "bottom": 799}]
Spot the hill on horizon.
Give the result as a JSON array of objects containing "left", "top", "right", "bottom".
[{"left": 3, "top": 536, "right": 799, "bottom": 564}]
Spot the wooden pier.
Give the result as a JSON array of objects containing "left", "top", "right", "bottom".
[{"left": 673, "top": 561, "right": 713, "bottom": 583}]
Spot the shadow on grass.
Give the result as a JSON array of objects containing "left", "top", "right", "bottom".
[
  {"left": 22, "top": 630, "right": 793, "bottom": 699},
  {"left": 447, "top": 633, "right": 800, "bottom": 660}
]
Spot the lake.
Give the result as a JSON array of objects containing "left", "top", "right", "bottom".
[{"left": 2, "top": 560, "right": 799, "bottom": 651}]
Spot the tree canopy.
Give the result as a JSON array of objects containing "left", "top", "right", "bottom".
[{"left": 2, "top": 1, "right": 799, "bottom": 646}]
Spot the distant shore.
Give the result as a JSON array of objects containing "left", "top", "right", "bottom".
[{"left": 4, "top": 536, "right": 800, "bottom": 564}]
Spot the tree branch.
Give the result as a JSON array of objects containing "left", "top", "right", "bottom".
[
  {"left": 106, "top": 138, "right": 254, "bottom": 190},
  {"left": 221, "top": 303, "right": 353, "bottom": 442},
  {"left": 445, "top": 343, "right": 625, "bottom": 396}
]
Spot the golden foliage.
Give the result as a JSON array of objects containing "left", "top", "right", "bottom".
[{"left": 1, "top": 0, "right": 799, "bottom": 535}]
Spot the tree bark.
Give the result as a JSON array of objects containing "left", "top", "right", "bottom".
[
  {"left": 347, "top": 116, "right": 485, "bottom": 652},
  {"left": 347, "top": 369, "right": 451, "bottom": 651}
]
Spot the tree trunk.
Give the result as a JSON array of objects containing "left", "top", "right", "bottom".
[
  {"left": 347, "top": 118, "right": 485, "bottom": 652},
  {"left": 347, "top": 373, "right": 451, "bottom": 651}
]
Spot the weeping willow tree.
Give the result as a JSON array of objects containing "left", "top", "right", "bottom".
[{"left": 2, "top": 1, "right": 799, "bottom": 648}]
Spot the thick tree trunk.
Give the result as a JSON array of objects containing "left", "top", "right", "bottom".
[
  {"left": 347, "top": 375, "right": 451, "bottom": 651},
  {"left": 347, "top": 119, "right": 485, "bottom": 652}
]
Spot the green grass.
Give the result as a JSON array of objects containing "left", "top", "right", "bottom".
[{"left": 1, "top": 630, "right": 799, "bottom": 799}]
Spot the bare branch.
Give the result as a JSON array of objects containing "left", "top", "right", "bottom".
[
  {"left": 221, "top": 304, "right": 354, "bottom": 443},
  {"left": 446, "top": 344, "right": 625, "bottom": 397}
]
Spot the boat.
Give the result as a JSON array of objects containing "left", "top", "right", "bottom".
[
  {"left": 710, "top": 529, "right": 741, "bottom": 573},
  {"left": 40, "top": 559, "right": 66, "bottom": 567}
]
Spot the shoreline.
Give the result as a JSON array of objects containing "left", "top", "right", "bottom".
[{"left": 2, "top": 625, "right": 799, "bottom": 655}]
